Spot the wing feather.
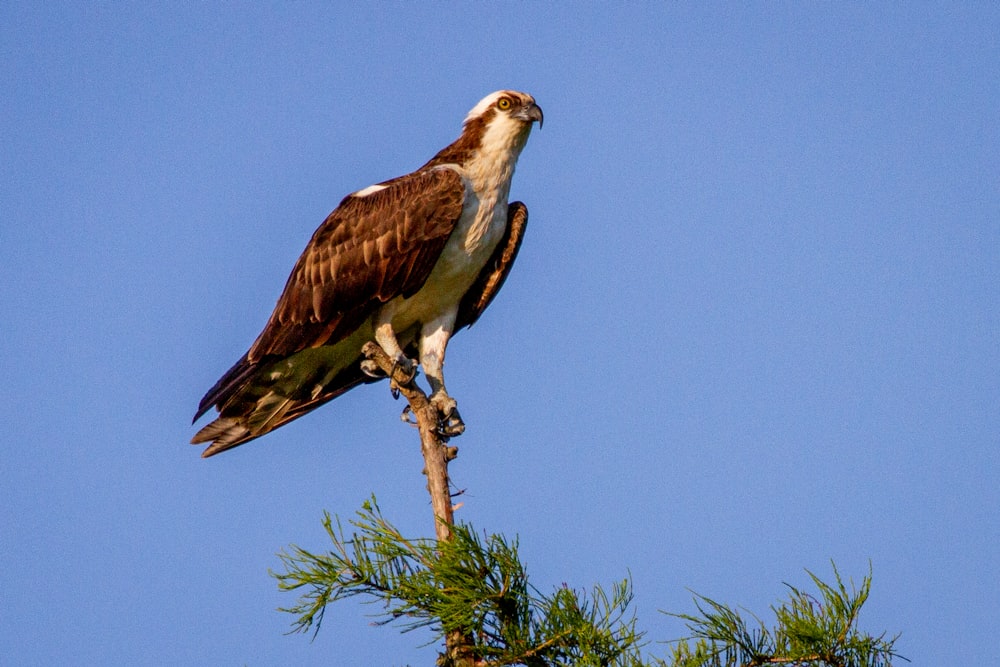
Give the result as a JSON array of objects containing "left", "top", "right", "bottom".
[
  {"left": 247, "top": 167, "right": 466, "bottom": 362},
  {"left": 455, "top": 201, "right": 529, "bottom": 329}
]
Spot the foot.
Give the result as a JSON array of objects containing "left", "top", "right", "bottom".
[
  {"left": 430, "top": 390, "right": 465, "bottom": 437},
  {"left": 391, "top": 355, "right": 418, "bottom": 384},
  {"left": 360, "top": 354, "right": 417, "bottom": 384}
]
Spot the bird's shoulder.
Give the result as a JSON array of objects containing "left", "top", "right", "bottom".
[{"left": 309, "top": 166, "right": 467, "bottom": 250}]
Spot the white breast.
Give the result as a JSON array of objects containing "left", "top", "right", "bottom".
[{"left": 386, "top": 179, "right": 508, "bottom": 330}]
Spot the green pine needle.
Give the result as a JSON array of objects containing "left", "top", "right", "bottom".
[{"left": 272, "top": 498, "right": 902, "bottom": 667}]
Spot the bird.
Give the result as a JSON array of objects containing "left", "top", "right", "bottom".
[{"left": 191, "top": 90, "right": 543, "bottom": 457}]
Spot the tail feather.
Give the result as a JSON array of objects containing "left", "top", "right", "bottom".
[
  {"left": 191, "top": 417, "right": 252, "bottom": 457},
  {"left": 191, "top": 349, "right": 374, "bottom": 457}
]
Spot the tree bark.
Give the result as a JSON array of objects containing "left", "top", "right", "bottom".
[{"left": 361, "top": 342, "right": 474, "bottom": 666}]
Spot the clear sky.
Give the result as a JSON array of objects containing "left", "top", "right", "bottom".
[{"left": 2, "top": 3, "right": 997, "bottom": 665}]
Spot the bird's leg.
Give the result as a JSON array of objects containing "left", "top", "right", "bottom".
[{"left": 420, "top": 321, "right": 465, "bottom": 437}]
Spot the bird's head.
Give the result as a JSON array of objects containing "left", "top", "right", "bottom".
[
  {"left": 423, "top": 90, "right": 542, "bottom": 171},
  {"left": 462, "top": 90, "right": 543, "bottom": 159}
]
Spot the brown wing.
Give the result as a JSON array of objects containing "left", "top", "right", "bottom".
[
  {"left": 455, "top": 201, "right": 528, "bottom": 330},
  {"left": 248, "top": 167, "right": 466, "bottom": 363},
  {"left": 191, "top": 167, "right": 465, "bottom": 425}
]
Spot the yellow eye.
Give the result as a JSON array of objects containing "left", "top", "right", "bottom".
[{"left": 497, "top": 97, "right": 512, "bottom": 111}]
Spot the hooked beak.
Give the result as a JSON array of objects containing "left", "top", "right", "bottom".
[{"left": 517, "top": 102, "right": 544, "bottom": 129}]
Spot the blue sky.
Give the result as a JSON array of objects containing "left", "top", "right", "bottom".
[{"left": 2, "top": 3, "right": 997, "bottom": 665}]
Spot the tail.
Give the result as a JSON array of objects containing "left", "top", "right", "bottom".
[{"left": 191, "top": 350, "right": 373, "bottom": 457}]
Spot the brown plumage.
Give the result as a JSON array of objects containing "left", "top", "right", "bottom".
[
  {"left": 249, "top": 168, "right": 466, "bottom": 362},
  {"left": 192, "top": 90, "right": 541, "bottom": 457}
]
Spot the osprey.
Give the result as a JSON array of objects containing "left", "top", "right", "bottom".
[{"left": 192, "top": 90, "right": 542, "bottom": 457}]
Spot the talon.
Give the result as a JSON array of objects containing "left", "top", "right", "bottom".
[
  {"left": 360, "top": 359, "right": 383, "bottom": 378},
  {"left": 439, "top": 409, "right": 465, "bottom": 437},
  {"left": 391, "top": 356, "right": 417, "bottom": 384},
  {"left": 400, "top": 405, "right": 418, "bottom": 427}
]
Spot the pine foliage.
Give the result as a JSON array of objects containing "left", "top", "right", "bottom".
[
  {"left": 668, "top": 563, "right": 903, "bottom": 667},
  {"left": 274, "top": 497, "right": 645, "bottom": 666},
  {"left": 273, "top": 498, "right": 901, "bottom": 667}
]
